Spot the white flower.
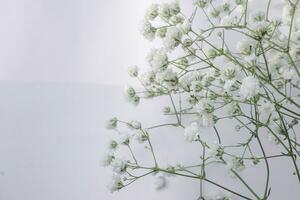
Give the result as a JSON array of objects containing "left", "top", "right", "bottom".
[
  {"left": 195, "top": 99, "right": 213, "bottom": 113},
  {"left": 128, "top": 65, "right": 139, "bottom": 77},
  {"left": 158, "top": 3, "right": 171, "bottom": 19},
  {"left": 164, "top": 26, "right": 183, "bottom": 50},
  {"left": 108, "top": 140, "right": 118, "bottom": 151},
  {"left": 139, "top": 70, "right": 156, "bottom": 86},
  {"left": 223, "top": 79, "right": 236, "bottom": 91},
  {"left": 228, "top": 157, "right": 245, "bottom": 172},
  {"left": 179, "top": 20, "right": 191, "bottom": 34},
  {"left": 133, "top": 130, "right": 147, "bottom": 143},
  {"left": 101, "top": 153, "right": 114, "bottom": 167},
  {"left": 199, "top": 112, "right": 214, "bottom": 127},
  {"left": 236, "top": 38, "right": 255, "bottom": 55},
  {"left": 184, "top": 122, "right": 200, "bottom": 142},
  {"left": 106, "top": 117, "right": 118, "bottom": 129},
  {"left": 259, "top": 101, "right": 275, "bottom": 116},
  {"left": 107, "top": 174, "right": 123, "bottom": 193},
  {"left": 225, "top": 102, "right": 240, "bottom": 115},
  {"left": 153, "top": 175, "right": 167, "bottom": 190},
  {"left": 129, "top": 120, "right": 141, "bottom": 129},
  {"left": 259, "top": 101, "right": 275, "bottom": 122},
  {"left": 208, "top": 5, "right": 221, "bottom": 18},
  {"left": 155, "top": 68, "right": 178, "bottom": 90},
  {"left": 124, "top": 86, "right": 140, "bottom": 106},
  {"left": 195, "top": 0, "right": 211, "bottom": 8},
  {"left": 239, "top": 76, "right": 260, "bottom": 99},
  {"left": 208, "top": 142, "right": 224, "bottom": 160},
  {"left": 118, "top": 133, "right": 131, "bottom": 145},
  {"left": 145, "top": 4, "right": 159, "bottom": 20},
  {"left": 249, "top": 10, "right": 266, "bottom": 23},
  {"left": 146, "top": 48, "right": 168, "bottom": 72},
  {"left": 139, "top": 19, "right": 156, "bottom": 41},
  {"left": 111, "top": 158, "right": 127, "bottom": 174},
  {"left": 125, "top": 85, "right": 136, "bottom": 100},
  {"left": 169, "top": 1, "right": 180, "bottom": 15}
]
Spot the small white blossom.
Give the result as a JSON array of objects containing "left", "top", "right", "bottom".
[
  {"left": 164, "top": 26, "right": 183, "bottom": 50},
  {"left": 111, "top": 158, "right": 127, "bottom": 174},
  {"left": 108, "top": 139, "right": 118, "bottom": 151},
  {"left": 156, "top": 68, "right": 178, "bottom": 90},
  {"left": 129, "top": 120, "right": 141, "bottom": 129},
  {"left": 106, "top": 117, "right": 118, "bottom": 129},
  {"left": 199, "top": 112, "right": 214, "bottom": 127},
  {"left": 118, "top": 133, "right": 131, "bottom": 145},
  {"left": 223, "top": 79, "right": 236, "bottom": 91},
  {"left": 124, "top": 86, "right": 140, "bottom": 106},
  {"left": 259, "top": 101, "right": 275, "bottom": 123},
  {"left": 139, "top": 19, "right": 156, "bottom": 41},
  {"left": 249, "top": 10, "right": 266, "bottom": 23},
  {"left": 169, "top": 1, "right": 180, "bottom": 16},
  {"left": 107, "top": 174, "right": 123, "bottom": 193},
  {"left": 236, "top": 38, "right": 255, "bottom": 55},
  {"left": 101, "top": 153, "right": 114, "bottom": 167},
  {"left": 239, "top": 76, "right": 260, "bottom": 99},
  {"left": 128, "top": 65, "right": 139, "bottom": 77},
  {"left": 133, "top": 130, "right": 147, "bottom": 143},
  {"left": 139, "top": 70, "right": 156, "bottom": 86},
  {"left": 158, "top": 3, "right": 171, "bottom": 19},
  {"left": 145, "top": 4, "right": 159, "bottom": 20},
  {"left": 228, "top": 157, "right": 245, "bottom": 172},
  {"left": 195, "top": 0, "right": 211, "bottom": 8},
  {"left": 147, "top": 48, "right": 168, "bottom": 72},
  {"left": 184, "top": 122, "right": 200, "bottom": 142},
  {"left": 208, "top": 142, "right": 224, "bottom": 160}
]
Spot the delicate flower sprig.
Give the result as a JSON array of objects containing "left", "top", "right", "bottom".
[{"left": 103, "top": 0, "right": 300, "bottom": 199}]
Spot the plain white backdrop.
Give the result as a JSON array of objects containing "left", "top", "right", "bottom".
[{"left": 0, "top": 0, "right": 299, "bottom": 199}]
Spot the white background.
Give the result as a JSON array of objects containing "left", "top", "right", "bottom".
[{"left": 0, "top": 0, "right": 299, "bottom": 199}]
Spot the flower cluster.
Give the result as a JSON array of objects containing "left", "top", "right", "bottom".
[{"left": 104, "top": 0, "right": 300, "bottom": 199}]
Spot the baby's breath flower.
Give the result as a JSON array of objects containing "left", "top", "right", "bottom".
[
  {"left": 118, "top": 133, "right": 131, "bottom": 145},
  {"left": 208, "top": 142, "right": 224, "bottom": 160},
  {"left": 156, "top": 27, "right": 167, "bottom": 38},
  {"left": 145, "top": 4, "right": 159, "bottom": 20},
  {"left": 128, "top": 65, "right": 139, "bottom": 77},
  {"left": 195, "top": 0, "right": 211, "bottom": 8},
  {"left": 199, "top": 112, "right": 215, "bottom": 127},
  {"left": 124, "top": 86, "right": 140, "bottom": 106},
  {"left": 133, "top": 130, "right": 148, "bottom": 143},
  {"left": 236, "top": 38, "right": 255, "bottom": 55},
  {"left": 111, "top": 158, "right": 127, "bottom": 174},
  {"left": 106, "top": 117, "right": 118, "bottom": 129},
  {"left": 101, "top": 153, "right": 114, "bottom": 167},
  {"left": 147, "top": 48, "right": 168, "bottom": 72},
  {"left": 108, "top": 140, "right": 118, "bottom": 151},
  {"left": 184, "top": 122, "right": 200, "bottom": 142},
  {"left": 129, "top": 120, "right": 141, "bottom": 129},
  {"left": 139, "top": 19, "right": 156, "bottom": 41},
  {"left": 169, "top": 0, "right": 180, "bottom": 15},
  {"left": 156, "top": 68, "right": 179, "bottom": 90},
  {"left": 158, "top": 3, "right": 172, "bottom": 19},
  {"left": 164, "top": 26, "right": 183, "bottom": 50},
  {"left": 107, "top": 174, "right": 123, "bottom": 193},
  {"left": 239, "top": 76, "right": 260, "bottom": 99},
  {"left": 229, "top": 157, "right": 245, "bottom": 172}
]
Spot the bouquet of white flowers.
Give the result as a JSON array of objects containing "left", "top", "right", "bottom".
[{"left": 103, "top": 0, "right": 300, "bottom": 199}]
